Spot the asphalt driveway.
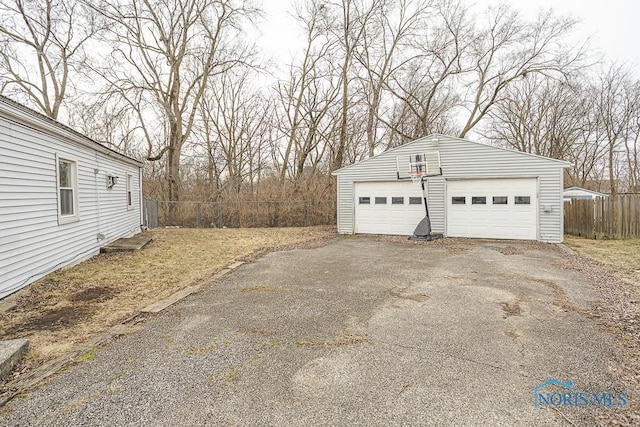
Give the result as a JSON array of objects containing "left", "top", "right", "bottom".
[{"left": 0, "top": 238, "right": 628, "bottom": 426}]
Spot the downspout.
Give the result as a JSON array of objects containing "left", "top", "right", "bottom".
[
  {"left": 139, "top": 166, "right": 144, "bottom": 230},
  {"left": 94, "top": 151, "right": 104, "bottom": 243}
]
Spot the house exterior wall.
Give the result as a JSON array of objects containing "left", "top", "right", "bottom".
[
  {"left": 563, "top": 187, "right": 608, "bottom": 200},
  {"left": 0, "top": 105, "right": 143, "bottom": 299},
  {"left": 334, "top": 135, "right": 568, "bottom": 243}
]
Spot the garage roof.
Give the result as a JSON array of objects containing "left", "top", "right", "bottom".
[{"left": 332, "top": 134, "right": 570, "bottom": 175}]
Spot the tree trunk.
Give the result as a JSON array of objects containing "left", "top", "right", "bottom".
[
  {"left": 333, "top": 63, "right": 349, "bottom": 171},
  {"left": 167, "top": 144, "right": 181, "bottom": 223},
  {"left": 367, "top": 87, "right": 380, "bottom": 157}
]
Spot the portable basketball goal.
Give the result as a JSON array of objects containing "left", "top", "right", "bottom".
[{"left": 396, "top": 152, "right": 443, "bottom": 241}]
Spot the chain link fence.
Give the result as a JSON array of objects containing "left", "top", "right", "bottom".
[{"left": 144, "top": 198, "right": 336, "bottom": 228}]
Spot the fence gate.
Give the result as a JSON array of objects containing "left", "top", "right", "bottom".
[{"left": 144, "top": 198, "right": 159, "bottom": 228}]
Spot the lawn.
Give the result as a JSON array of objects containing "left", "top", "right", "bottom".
[
  {"left": 564, "top": 235, "right": 640, "bottom": 288},
  {"left": 0, "top": 227, "right": 334, "bottom": 369}
]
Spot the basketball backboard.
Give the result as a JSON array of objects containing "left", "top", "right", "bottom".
[{"left": 396, "top": 151, "right": 442, "bottom": 181}]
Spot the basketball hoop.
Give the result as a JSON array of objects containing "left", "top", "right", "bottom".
[{"left": 409, "top": 171, "right": 425, "bottom": 185}]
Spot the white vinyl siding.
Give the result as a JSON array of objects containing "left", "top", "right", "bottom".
[
  {"left": 0, "top": 107, "right": 143, "bottom": 299},
  {"left": 333, "top": 135, "right": 568, "bottom": 243}
]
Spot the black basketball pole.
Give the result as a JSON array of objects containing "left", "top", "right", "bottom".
[{"left": 421, "top": 177, "right": 429, "bottom": 217}]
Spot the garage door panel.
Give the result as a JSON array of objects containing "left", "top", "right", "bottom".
[
  {"left": 354, "top": 181, "right": 425, "bottom": 235},
  {"left": 447, "top": 178, "right": 537, "bottom": 240}
]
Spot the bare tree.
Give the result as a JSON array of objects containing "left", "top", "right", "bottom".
[
  {"left": 68, "top": 97, "right": 139, "bottom": 156},
  {"left": 593, "top": 65, "right": 639, "bottom": 195},
  {"left": 354, "top": 0, "right": 433, "bottom": 156},
  {"left": 330, "top": 0, "right": 381, "bottom": 170},
  {"left": 0, "top": 0, "right": 101, "bottom": 119},
  {"left": 199, "top": 69, "right": 272, "bottom": 195},
  {"left": 484, "top": 75, "right": 587, "bottom": 159},
  {"left": 381, "top": 0, "right": 469, "bottom": 145},
  {"left": 622, "top": 85, "right": 640, "bottom": 190},
  {"left": 275, "top": 0, "right": 339, "bottom": 181},
  {"left": 91, "top": 0, "right": 258, "bottom": 207},
  {"left": 459, "top": 6, "right": 582, "bottom": 137}
]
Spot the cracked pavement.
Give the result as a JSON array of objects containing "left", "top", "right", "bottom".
[{"left": 0, "top": 238, "right": 627, "bottom": 426}]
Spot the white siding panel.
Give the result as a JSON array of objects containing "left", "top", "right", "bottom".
[
  {"left": 334, "top": 135, "right": 567, "bottom": 243},
  {"left": 337, "top": 174, "right": 353, "bottom": 234},
  {"left": 426, "top": 177, "right": 445, "bottom": 234},
  {"left": 0, "top": 113, "right": 143, "bottom": 299}
]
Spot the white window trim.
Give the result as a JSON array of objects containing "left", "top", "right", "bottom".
[
  {"left": 56, "top": 154, "right": 80, "bottom": 225},
  {"left": 126, "top": 173, "right": 133, "bottom": 210}
]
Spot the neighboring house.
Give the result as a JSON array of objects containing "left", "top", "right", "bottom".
[
  {"left": 332, "top": 134, "right": 570, "bottom": 243},
  {"left": 563, "top": 186, "right": 608, "bottom": 201},
  {"left": 0, "top": 96, "right": 143, "bottom": 299}
]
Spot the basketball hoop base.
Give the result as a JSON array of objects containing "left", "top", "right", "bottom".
[
  {"left": 408, "top": 215, "right": 443, "bottom": 241},
  {"left": 408, "top": 233, "right": 443, "bottom": 242}
]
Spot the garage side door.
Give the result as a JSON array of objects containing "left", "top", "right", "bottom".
[
  {"left": 354, "top": 181, "right": 425, "bottom": 235},
  {"left": 446, "top": 178, "right": 537, "bottom": 240}
]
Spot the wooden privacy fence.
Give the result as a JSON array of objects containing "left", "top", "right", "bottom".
[{"left": 564, "top": 195, "right": 640, "bottom": 239}]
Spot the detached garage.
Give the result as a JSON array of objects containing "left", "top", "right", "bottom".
[{"left": 333, "top": 134, "right": 570, "bottom": 243}]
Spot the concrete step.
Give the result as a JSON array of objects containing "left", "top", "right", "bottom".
[
  {"left": 0, "top": 339, "right": 29, "bottom": 378},
  {"left": 100, "top": 235, "right": 152, "bottom": 253}
]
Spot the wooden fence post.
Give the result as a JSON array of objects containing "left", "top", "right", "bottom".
[{"left": 564, "top": 194, "right": 640, "bottom": 239}]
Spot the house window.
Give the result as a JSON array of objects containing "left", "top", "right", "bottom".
[
  {"left": 409, "top": 197, "right": 422, "bottom": 205},
  {"left": 126, "top": 174, "right": 133, "bottom": 209},
  {"left": 515, "top": 196, "right": 531, "bottom": 205},
  {"left": 375, "top": 197, "right": 387, "bottom": 204},
  {"left": 472, "top": 196, "right": 486, "bottom": 205},
  {"left": 451, "top": 196, "right": 466, "bottom": 205},
  {"left": 493, "top": 196, "right": 508, "bottom": 205},
  {"left": 57, "top": 158, "right": 78, "bottom": 223},
  {"left": 359, "top": 197, "right": 370, "bottom": 204},
  {"left": 391, "top": 197, "right": 404, "bottom": 205}
]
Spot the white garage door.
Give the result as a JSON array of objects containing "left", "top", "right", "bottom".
[
  {"left": 447, "top": 178, "right": 537, "bottom": 240},
  {"left": 354, "top": 181, "right": 426, "bottom": 235}
]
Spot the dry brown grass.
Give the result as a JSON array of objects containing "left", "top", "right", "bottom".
[
  {"left": 564, "top": 235, "right": 640, "bottom": 287},
  {"left": 0, "top": 226, "right": 334, "bottom": 368}
]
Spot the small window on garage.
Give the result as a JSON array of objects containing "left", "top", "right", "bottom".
[
  {"left": 375, "top": 197, "right": 387, "bottom": 204},
  {"left": 359, "top": 197, "right": 370, "bottom": 204},
  {"left": 391, "top": 197, "right": 404, "bottom": 205},
  {"left": 451, "top": 196, "right": 465, "bottom": 205},
  {"left": 515, "top": 196, "right": 531, "bottom": 205},
  {"left": 492, "top": 196, "right": 508, "bottom": 205},
  {"left": 409, "top": 197, "right": 422, "bottom": 205},
  {"left": 472, "top": 196, "right": 486, "bottom": 205}
]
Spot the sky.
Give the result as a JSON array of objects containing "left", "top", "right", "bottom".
[
  {"left": 505, "top": 0, "right": 638, "bottom": 66},
  {"left": 258, "top": 0, "right": 640, "bottom": 69}
]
